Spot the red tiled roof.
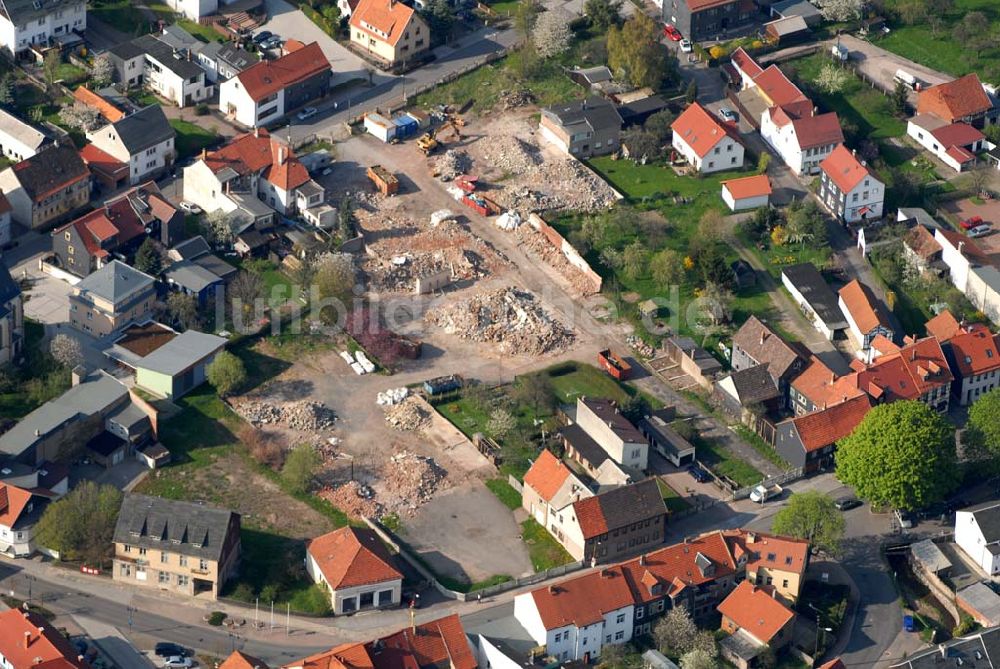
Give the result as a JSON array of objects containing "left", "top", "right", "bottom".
[
  {"left": 946, "top": 145, "right": 976, "bottom": 164},
  {"left": 350, "top": 0, "right": 421, "bottom": 47},
  {"left": 725, "top": 529, "right": 809, "bottom": 575},
  {"left": 618, "top": 530, "right": 738, "bottom": 604},
  {"left": 73, "top": 86, "right": 125, "bottom": 123},
  {"left": 236, "top": 42, "right": 330, "bottom": 102},
  {"left": 530, "top": 566, "right": 635, "bottom": 629},
  {"left": 730, "top": 47, "right": 762, "bottom": 79},
  {"left": 283, "top": 39, "right": 306, "bottom": 54},
  {"left": 0, "top": 609, "right": 90, "bottom": 668},
  {"left": 790, "top": 111, "right": 844, "bottom": 149},
  {"left": 931, "top": 122, "right": 985, "bottom": 149},
  {"left": 722, "top": 174, "right": 772, "bottom": 200},
  {"left": 523, "top": 449, "right": 571, "bottom": 503},
  {"left": 948, "top": 323, "right": 1000, "bottom": 377},
  {"left": 789, "top": 355, "right": 865, "bottom": 410},
  {"left": 854, "top": 336, "right": 953, "bottom": 402},
  {"left": 0, "top": 482, "right": 33, "bottom": 529},
  {"left": 787, "top": 394, "right": 872, "bottom": 452},
  {"left": 79, "top": 143, "right": 129, "bottom": 178},
  {"left": 206, "top": 130, "right": 310, "bottom": 191},
  {"left": 917, "top": 73, "right": 993, "bottom": 123},
  {"left": 221, "top": 651, "right": 270, "bottom": 669},
  {"left": 671, "top": 102, "right": 741, "bottom": 158},
  {"left": 925, "top": 310, "right": 963, "bottom": 342},
  {"left": 818, "top": 660, "right": 846, "bottom": 669},
  {"left": 936, "top": 228, "right": 990, "bottom": 264},
  {"left": 903, "top": 225, "right": 942, "bottom": 262},
  {"left": 717, "top": 581, "right": 795, "bottom": 645},
  {"left": 264, "top": 141, "right": 310, "bottom": 191},
  {"left": 307, "top": 527, "right": 402, "bottom": 590},
  {"left": 839, "top": 279, "right": 892, "bottom": 334},
  {"left": 571, "top": 479, "right": 665, "bottom": 540},
  {"left": 753, "top": 65, "right": 809, "bottom": 108},
  {"left": 573, "top": 494, "right": 609, "bottom": 537},
  {"left": 821, "top": 144, "right": 876, "bottom": 193}
]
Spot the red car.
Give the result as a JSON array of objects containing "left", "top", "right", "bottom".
[
  {"left": 961, "top": 215, "right": 984, "bottom": 230},
  {"left": 663, "top": 24, "right": 682, "bottom": 40}
]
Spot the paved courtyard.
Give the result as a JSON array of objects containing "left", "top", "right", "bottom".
[{"left": 939, "top": 197, "right": 1000, "bottom": 260}]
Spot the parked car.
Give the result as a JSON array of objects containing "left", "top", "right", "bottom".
[
  {"left": 321, "top": 167, "right": 333, "bottom": 176},
  {"left": 719, "top": 107, "right": 738, "bottom": 122},
  {"left": 835, "top": 496, "right": 862, "bottom": 511},
  {"left": 960, "top": 215, "right": 984, "bottom": 230},
  {"left": 261, "top": 35, "right": 282, "bottom": 50},
  {"left": 679, "top": 39, "right": 693, "bottom": 52},
  {"left": 663, "top": 24, "right": 682, "bottom": 40},
  {"left": 297, "top": 106, "right": 319, "bottom": 121},
  {"left": 155, "top": 644, "right": 189, "bottom": 658},
  {"left": 903, "top": 614, "right": 916, "bottom": 632},
  {"left": 687, "top": 464, "right": 709, "bottom": 483},
  {"left": 895, "top": 509, "right": 914, "bottom": 529},
  {"left": 163, "top": 657, "right": 193, "bottom": 668},
  {"left": 252, "top": 30, "right": 273, "bottom": 44},
  {"left": 178, "top": 201, "right": 202, "bottom": 215},
  {"left": 969, "top": 224, "right": 992, "bottom": 238}
]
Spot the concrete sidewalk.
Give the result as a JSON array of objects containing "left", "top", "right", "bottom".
[{"left": 75, "top": 617, "right": 158, "bottom": 669}]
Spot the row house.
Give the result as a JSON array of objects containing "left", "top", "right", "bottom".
[
  {"left": 0, "top": 143, "right": 90, "bottom": 229},
  {"left": 838, "top": 278, "right": 895, "bottom": 358},
  {"left": 671, "top": 102, "right": 744, "bottom": 174},
  {"left": 788, "top": 355, "right": 865, "bottom": 417},
  {"left": 774, "top": 394, "right": 872, "bottom": 472},
  {"left": 0, "top": 0, "right": 85, "bottom": 55},
  {"left": 852, "top": 335, "right": 954, "bottom": 412},
  {"left": 819, "top": 144, "right": 885, "bottom": 224},
  {"left": 926, "top": 309, "right": 1000, "bottom": 406},
  {"left": 109, "top": 33, "right": 213, "bottom": 108},
  {"left": 220, "top": 42, "right": 331, "bottom": 129},
  {"left": 718, "top": 582, "right": 796, "bottom": 669},
  {"left": 85, "top": 105, "right": 176, "bottom": 186}
]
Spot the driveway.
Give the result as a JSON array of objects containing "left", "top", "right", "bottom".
[
  {"left": 833, "top": 35, "right": 952, "bottom": 104},
  {"left": 15, "top": 260, "right": 73, "bottom": 325},
  {"left": 255, "top": 0, "right": 387, "bottom": 87}
]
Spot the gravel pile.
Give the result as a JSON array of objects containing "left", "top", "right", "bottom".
[
  {"left": 476, "top": 135, "right": 541, "bottom": 176},
  {"left": 425, "top": 287, "right": 575, "bottom": 356},
  {"left": 384, "top": 397, "right": 431, "bottom": 431},
  {"left": 435, "top": 150, "right": 472, "bottom": 181},
  {"left": 232, "top": 399, "right": 337, "bottom": 431},
  {"left": 318, "top": 481, "right": 381, "bottom": 518}
]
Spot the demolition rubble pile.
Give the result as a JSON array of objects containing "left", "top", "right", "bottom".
[
  {"left": 376, "top": 387, "right": 410, "bottom": 406},
  {"left": 627, "top": 334, "right": 656, "bottom": 358},
  {"left": 515, "top": 225, "right": 597, "bottom": 295},
  {"left": 232, "top": 399, "right": 337, "bottom": 431},
  {"left": 425, "top": 287, "right": 575, "bottom": 356},
  {"left": 318, "top": 481, "right": 381, "bottom": 518},
  {"left": 435, "top": 149, "right": 472, "bottom": 181},
  {"left": 477, "top": 135, "right": 541, "bottom": 176},
  {"left": 380, "top": 450, "right": 447, "bottom": 514},
  {"left": 384, "top": 397, "right": 431, "bottom": 431},
  {"left": 495, "top": 89, "right": 535, "bottom": 110}
]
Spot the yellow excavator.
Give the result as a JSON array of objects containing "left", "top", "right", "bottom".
[{"left": 416, "top": 119, "right": 462, "bottom": 155}]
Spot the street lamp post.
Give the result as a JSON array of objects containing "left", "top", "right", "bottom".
[
  {"left": 24, "top": 575, "right": 35, "bottom": 608},
  {"left": 809, "top": 603, "right": 834, "bottom": 660}
]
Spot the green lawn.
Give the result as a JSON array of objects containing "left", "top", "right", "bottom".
[
  {"left": 877, "top": 0, "right": 1000, "bottom": 78},
  {"left": 657, "top": 478, "right": 691, "bottom": 513},
  {"left": 545, "top": 360, "right": 631, "bottom": 405},
  {"left": 739, "top": 231, "right": 832, "bottom": 281},
  {"left": 89, "top": 0, "right": 155, "bottom": 33},
  {"left": 486, "top": 0, "right": 520, "bottom": 15},
  {"left": 695, "top": 436, "right": 762, "bottom": 487},
  {"left": 177, "top": 17, "right": 224, "bottom": 42},
  {"left": 521, "top": 519, "right": 575, "bottom": 571},
  {"left": 170, "top": 119, "right": 221, "bottom": 159},
  {"left": 486, "top": 478, "right": 522, "bottom": 510},
  {"left": 53, "top": 63, "right": 88, "bottom": 85}
]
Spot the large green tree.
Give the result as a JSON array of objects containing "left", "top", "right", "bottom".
[
  {"left": 583, "top": 0, "right": 622, "bottom": 31},
  {"left": 771, "top": 491, "right": 845, "bottom": 555},
  {"left": 35, "top": 481, "right": 123, "bottom": 565},
  {"left": 607, "top": 13, "right": 675, "bottom": 89},
  {"left": 836, "top": 401, "right": 958, "bottom": 511},
  {"left": 206, "top": 350, "right": 247, "bottom": 397},
  {"left": 966, "top": 388, "right": 1000, "bottom": 462},
  {"left": 134, "top": 237, "right": 162, "bottom": 276}
]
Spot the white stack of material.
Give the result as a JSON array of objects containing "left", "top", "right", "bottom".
[
  {"left": 350, "top": 361, "right": 365, "bottom": 375},
  {"left": 355, "top": 350, "right": 376, "bottom": 373},
  {"left": 339, "top": 351, "right": 354, "bottom": 365},
  {"left": 495, "top": 211, "right": 522, "bottom": 231},
  {"left": 391, "top": 255, "right": 409, "bottom": 266},
  {"left": 376, "top": 387, "right": 409, "bottom": 406},
  {"left": 431, "top": 210, "right": 455, "bottom": 227},
  {"left": 447, "top": 186, "right": 465, "bottom": 201}
]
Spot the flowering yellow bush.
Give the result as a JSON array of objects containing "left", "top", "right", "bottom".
[
  {"left": 683, "top": 256, "right": 695, "bottom": 270},
  {"left": 770, "top": 225, "right": 788, "bottom": 246},
  {"left": 709, "top": 45, "right": 728, "bottom": 60}
]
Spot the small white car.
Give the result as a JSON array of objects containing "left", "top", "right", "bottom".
[
  {"left": 321, "top": 167, "right": 333, "bottom": 176},
  {"left": 297, "top": 106, "right": 318, "bottom": 121},
  {"left": 178, "top": 201, "right": 202, "bottom": 215},
  {"left": 163, "top": 656, "right": 193, "bottom": 668},
  {"left": 679, "top": 39, "right": 693, "bottom": 53},
  {"left": 719, "top": 107, "right": 738, "bottom": 122},
  {"left": 969, "top": 224, "right": 992, "bottom": 238}
]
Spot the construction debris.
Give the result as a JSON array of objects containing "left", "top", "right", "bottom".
[
  {"left": 380, "top": 449, "right": 447, "bottom": 514},
  {"left": 495, "top": 211, "right": 522, "bottom": 231},
  {"left": 496, "top": 89, "right": 535, "bottom": 110},
  {"left": 627, "top": 335, "right": 656, "bottom": 359},
  {"left": 377, "top": 387, "right": 410, "bottom": 406},
  {"left": 435, "top": 150, "right": 472, "bottom": 181},
  {"left": 425, "top": 287, "right": 575, "bottom": 356},
  {"left": 232, "top": 399, "right": 337, "bottom": 431},
  {"left": 476, "top": 135, "right": 541, "bottom": 176},
  {"left": 515, "top": 225, "right": 598, "bottom": 295},
  {"left": 384, "top": 396, "right": 431, "bottom": 431},
  {"left": 318, "top": 481, "right": 382, "bottom": 518}
]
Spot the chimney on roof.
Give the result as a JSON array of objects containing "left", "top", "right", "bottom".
[
  {"left": 639, "top": 554, "right": 646, "bottom": 566},
  {"left": 201, "top": 147, "right": 208, "bottom": 161},
  {"left": 71, "top": 365, "right": 86, "bottom": 387},
  {"left": 760, "top": 329, "right": 767, "bottom": 345},
  {"left": 812, "top": 106, "right": 817, "bottom": 117},
  {"left": 746, "top": 531, "right": 756, "bottom": 543},
  {"left": 684, "top": 536, "right": 691, "bottom": 544},
  {"left": 23, "top": 631, "right": 30, "bottom": 648},
  {"left": 254, "top": 126, "right": 260, "bottom": 139},
  {"left": 549, "top": 584, "right": 557, "bottom": 594},
  {"left": 852, "top": 148, "right": 856, "bottom": 156},
  {"left": 959, "top": 241, "right": 966, "bottom": 256},
  {"left": 279, "top": 147, "right": 287, "bottom": 166}
]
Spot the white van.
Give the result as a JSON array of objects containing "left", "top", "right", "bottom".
[{"left": 894, "top": 69, "right": 920, "bottom": 90}]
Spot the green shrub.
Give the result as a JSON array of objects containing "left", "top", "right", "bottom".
[
  {"left": 207, "top": 611, "right": 226, "bottom": 626},
  {"left": 195, "top": 102, "right": 209, "bottom": 116}
]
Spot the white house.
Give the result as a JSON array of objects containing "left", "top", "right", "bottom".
[
  {"left": 0, "top": 0, "right": 85, "bottom": 55},
  {"left": 85, "top": 106, "right": 176, "bottom": 185},
  {"left": 781, "top": 262, "right": 848, "bottom": 340},
  {"left": 933, "top": 228, "right": 1000, "bottom": 324},
  {"left": 720, "top": 174, "right": 771, "bottom": 211},
  {"left": 837, "top": 279, "right": 894, "bottom": 357},
  {"left": 514, "top": 567, "right": 636, "bottom": 662},
  {"left": 520, "top": 449, "right": 593, "bottom": 530},
  {"left": 0, "top": 109, "right": 47, "bottom": 162},
  {"left": 907, "top": 114, "right": 985, "bottom": 173},
  {"left": 956, "top": 502, "right": 1000, "bottom": 575},
  {"left": 162, "top": 0, "right": 221, "bottom": 19},
  {"left": 926, "top": 310, "right": 1000, "bottom": 405},
  {"left": 219, "top": 42, "right": 331, "bottom": 128},
  {"left": 0, "top": 482, "right": 49, "bottom": 557},
  {"left": 670, "top": 102, "right": 744, "bottom": 174},
  {"left": 109, "top": 34, "right": 213, "bottom": 107},
  {"left": 305, "top": 527, "right": 403, "bottom": 615},
  {"left": 818, "top": 144, "right": 884, "bottom": 223},
  {"left": 575, "top": 397, "right": 648, "bottom": 470},
  {"left": 760, "top": 106, "right": 843, "bottom": 175}
]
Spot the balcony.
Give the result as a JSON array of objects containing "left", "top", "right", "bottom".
[{"left": 191, "top": 567, "right": 211, "bottom": 576}]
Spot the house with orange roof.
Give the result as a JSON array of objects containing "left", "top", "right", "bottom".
[
  {"left": 717, "top": 581, "right": 796, "bottom": 669},
  {"left": 521, "top": 448, "right": 593, "bottom": 529},
  {"left": 774, "top": 394, "right": 872, "bottom": 472},
  {"left": 73, "top": 86, "right": 125, "bottom": 124},
  {"left": 853, "top": 335, "right": 953, "bottom": 411},
  {"left": 761, "top": 103, "right": 843, "bottom": 176},
  {"left": 926, "top": 310, "right": 1000, "bottom": 405},
  {"left": 727, "top": 529, "right": 809, "bottom": 601},
  {"left": 0, "top": 481, "right": 53, "bottom": 556},
  {"left": 838, "top": 279, "right": 894, "bottom": 356},
  {"left": 788, "top": 355, "right": 865, "bottom": 416},
  {"left": 182, "top": 128, "right": 325, "bottom": 222},
  {"left": 907, "top": 113, "right": 986, "bottom": 173},
  {"left": 305, "top": 526, "right": 403, "bottom": 615},
  {"left": 721, "top": 174, "right": 771, "bottom": 211},
  {"left": 220, "top": 650, "right": 270, "bottom": 669},
  {"left": 916, "top": 73, "right": 997, "bottom": 127},
  {"left": 350, "top": 0, "right": 430, "bottom": 68},
  {"left": 671, "top": 102, "right": 744, "bottom": 174},
  {"left": 219, "top": 42, "right": 332, "bottom": 128},
  {"left": 819, "top": 144, "right": 884, "bottom": 223},
  {"left": 283, "top": 614, "right": 475, "bottom": 669},
  {"left": 0, "top": 609, "right": 90, "bottom": 668},
  {"left": 902, "top": 224, "right": 943, "bottom": 275}
]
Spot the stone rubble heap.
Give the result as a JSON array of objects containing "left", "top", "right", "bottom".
[
  {"left": 496, "top": 89, "right": 535, "bottom": 110},
  {"left": 318, "top": 481, "right": 381, "bottom": 518},
  {"left": 435, "top": 150, "right": 473, "bottom": 181},
  {"left": 627, "top": 335, "right": 656, "bottom": 358},
  {"left": 476, "top": 135, "right": 541, "bottom": 176},
  {"left": 425, "top": 287, "right": 575, "bottom": 356},
  {"left": 381, "top": 449, "right": 446, "bottom": 514},
  {"left": 384, "top": 396, "right": 431, "bottom": 431},
  {"left": 232, "top": 399, "right": 337, "bottom": 431},
  {"left": 515, "top": 225, "right": 597, "bottom": 295}
]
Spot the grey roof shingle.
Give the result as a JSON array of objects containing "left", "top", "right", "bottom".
[
  {"left": 111, "top": 106, "right": 176, "bottom": 155},
  {"left": 111, "top": 34, "right": 205, "bottom": 80},
  {"left": 732, "top": 315, "right": 805, "bottom": 380},
  {"left": 113, "top": 493, "right": 239, "bottom": 562},
  {"left": 76, "top": 260, "right": 156, "bottom": 305},
  {"left": 137, "top": 330, "right": 227, "bottom": 376},
  {"left": 544, "top": 96, "right": 623, "bottom": 134},
  {"left": 728, "top": 365, "right": 781, "bottom": 405},
  {"left": 164, "top": 260, "right": 223, "bottom": 293},
  {"left": 782, "top": 263, "right": 849, "bottom": 331},
  {"left": 576, "top": 478, "right": 666, "bottom": 534},
  {"left": 217, "top": 44, "right": 260, "bottom": 71},
  {"left": 7, "top": 144, "right": 89, "bottom": 202},
  {"left": 969, "top": 502, "right": 1000, "bottom": 543},
  {"left": 171, "top": 236, "right": 212, "bottom": 260},
  {"left": 0, "top": 0, "right": 79, "bottom": 26},
  {"left": 892, "top": 626, "right": 1000, "bottom": 668}
]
